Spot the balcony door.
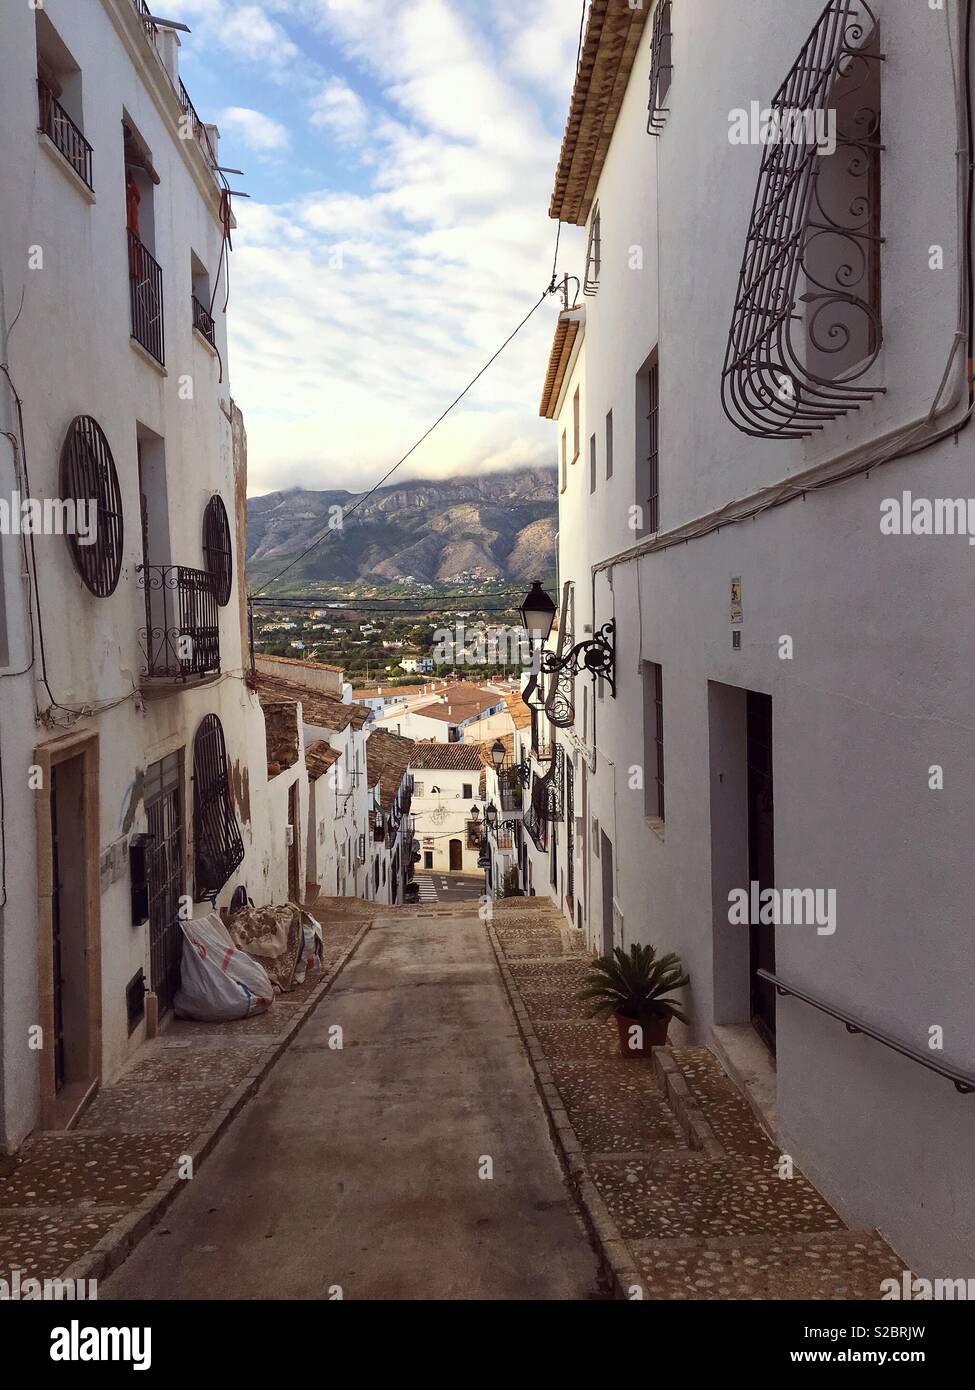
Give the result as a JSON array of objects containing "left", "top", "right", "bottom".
[
  {"left": 145, "top": 752, "right": 185, "bottom": 1016},
  {"left": 747, "top": 692, "right": 776, "bottom": 1051}
]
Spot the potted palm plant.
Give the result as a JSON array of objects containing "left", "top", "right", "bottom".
[{"left": 579, "top": 944, "right": 690, "bottom": 1057}]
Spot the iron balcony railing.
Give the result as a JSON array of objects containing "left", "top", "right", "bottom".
[
  {"left": 192, "top": 294, "right": 216, "bottom": 347},
  {"left": 757, "top": 969, "right": 975, "bottom": 1095},
  {"left": 37, "top": 82, "right": 93, "bottom": 190},
  {"left": 128, "top": 228, "right": 165, "bottom": 365},
  {"left": 132, "top": 0, "right": 158, "bottom": 41},
  {"left": 138, "top": 564, "right": 220, "bottom": 681}
]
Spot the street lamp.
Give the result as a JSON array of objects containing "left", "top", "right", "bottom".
[
  {"left": 519, "top": 580, "right": 557, "bottom": 644},
  {"left": 483, "top": 800, "right": 519, "bottom": 840},
  {"left": 484, "top": 801, "right": 498, "bottom": 829},
  {"left": 519, "top": 579, "right": 617, "bottom": 702},
  {"left": 490, "top": 739, "right": 506, "bottom": 771}
]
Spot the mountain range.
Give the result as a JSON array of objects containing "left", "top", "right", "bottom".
[{"left": 246, "top": 466, "right": 558, "bottom": 588}]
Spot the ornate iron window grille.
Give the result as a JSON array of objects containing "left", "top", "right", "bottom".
[
  {"left": 584, "top": 207, "right": 601, "bottom": 296},
  {"left": 37, "top": 82, "right": 93, "bottom": 189},
  {"left": 721, "top": 0, "right": 884, "bottom": 438},
  {"left": 524, "top": 745, "right": 565, "bottom": 853},
  {"left": 192, "top": 713, "right": 244, "bottom": 899},
  {"left": 202, "top": 494, "right": 233, "bottom": 606},
  {"left": 138, "top": 564, "right": 221, "bottom": 680},
  {"left": 59, "top": 416, "right": 123, "bottom": 597},
  {"left": 647, "top": 0, "right": 673, "bottom": 135},
  {"left": 128, "top": 227, "right": 165, "bottom": 365}
]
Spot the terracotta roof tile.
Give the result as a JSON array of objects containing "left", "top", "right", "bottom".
[
  {"left": 550, "top": 0, "right": 650, "bottom": 225},
  {"left": 365, "top": 729, "right": 415, "bottom": 809},
  {"left": 305, "top": 740, "right": 340, "bottom": 782},
  {"left": 255, "top": 674, "right": 371, "bottom": 732},
  {"left": 410, "top": 744, "right": 484, "bottom": 772}
]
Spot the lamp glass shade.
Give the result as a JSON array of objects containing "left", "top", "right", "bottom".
[
  {"left": 485, "top": 802, "right": 498, "bottom": 828},
  {"left": 519, "top": 580, "right": 556, "bottom": 643},
  {"left": 469, "top": 804, "right": 480, "bottom": 820},
  {"left": 490, "top": 739, "right": 505, "bottom": 769}
]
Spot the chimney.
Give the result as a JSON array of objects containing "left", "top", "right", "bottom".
[
  {"left": 157, "top": 26, "right": 181, "bottom": 86},
  {"left": 203, "top": 123, "right": 220, "bottom": 165}
]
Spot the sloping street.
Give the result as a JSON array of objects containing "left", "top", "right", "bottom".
[{"left": 101, "top": 907, "right": 602, "bottom": 1301}]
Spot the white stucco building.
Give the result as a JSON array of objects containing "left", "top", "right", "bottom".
[
  {"left": 536, "top": 0, "right": 975, "bottom": 1275},
  {"left": 0, "top": 0, "right": 282, "bottom": 1149},
  {"left": 410, "top": 744, "right": 487, "bottom": 875}
]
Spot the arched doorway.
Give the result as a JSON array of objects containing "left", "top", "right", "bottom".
[{"left": 449, "top": 838, "right": 463, "bottom": 871}]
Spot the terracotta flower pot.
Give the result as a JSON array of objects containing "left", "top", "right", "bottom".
[{"left": 614, "top": 1010, "right": 670, "bottom": 1058}]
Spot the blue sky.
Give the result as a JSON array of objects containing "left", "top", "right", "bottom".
[{"left": 174, "top": 0, "right": 584, "bottom": 496}]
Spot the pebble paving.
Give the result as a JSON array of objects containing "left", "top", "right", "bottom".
[
  {"left": 0, "top": 904, "right": 370, "bottom": 1284},
  {"left": 491, "top": 901, "right": 903, "bottom": 1300}
]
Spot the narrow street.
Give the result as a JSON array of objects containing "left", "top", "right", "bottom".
[{"left": 101, "top": 909, "right": 602, "bottom": 1301}]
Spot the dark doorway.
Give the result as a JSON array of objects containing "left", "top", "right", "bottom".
[
  {"left": 747, "top": 691, "right": 775, "bottom": 1051},
  {"left": 288, "top": 782, "right": 301, "bottom": 902},
  {"left": 423, "top": 850, "right": 433, "bottom": 869},
  {"left": 600, "top": 830, "right": 614, "bottom": 956},
  {"left": 449, "top": 838, "right": 463, "bottom": 871}
]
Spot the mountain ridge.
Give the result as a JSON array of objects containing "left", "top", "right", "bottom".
[{"left": 246, "top": 466, "right": 558, "bottom": 586}]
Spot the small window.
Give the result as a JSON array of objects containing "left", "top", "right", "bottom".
[
  {"left": 589, "top": 433, "right": 597, "bottom": 494},
  {"left": 584, "top": 206, "right": 601, "bottom": 296},
  {"left": 605, "top": 409, "right": 614, "bottom": 479},
  {"left": 462, "top": 782, "right": 473, "bottom": 800},
  {"left": 572, "top": 387, "right": 580, "bottom": 463},
  {"left": 647, "top": 0, "right": 673, "bottom": 135},
  {"left": 59, "top": 416, "right": 124, "bottom": 597},
  {"left": 560, "top": 430, "right": 567, "bottom": 492},
  {"left": 635, "top": 354, "right": 660, "bottom": 536},
  {"left": 191, "top": 250, "right": 215, "bottom": 348},
  {"left": 35, "top": 11, "right": 91, "bottom": 189},
  {"left": 643, "top": 662, "right": 665, "bottom": 821},
  {"left": 202, "top": 495, "right": 233, "bottom": 606}
]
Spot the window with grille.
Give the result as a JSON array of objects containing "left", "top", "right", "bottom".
[
  {"left": 59, "top": 416, "right": 123, "bottom": 597},
  {"left": 721, "top": 0, "right": 883, "bottom": 437},
  {"left": 635, "top": 355, "right": 660, "bottom": 536},
  {"left": 192, "top": 713, "right": 244, "bottom": 899},
  {"left": 584, "top": 206, "right": 601, "bottom": 295},
  {"left": 572, "top": 387, "right": 580, "bottom": 463},
  {"left": 643, "top": 662, "right": 665, "bottom": 821},
  {"left": 605, "top": 409, "right": 614, "bottom": 479},
  {"left": 589, "top": 434, "right": 597, "bottom": 494},
  {"left": 647, "top": 0, "right": 673, "bottom": 135},
  {"left": 202, "top": 494, "right": 232, "bottom": 606},
  {"left": 560, "top": 430, "right": 567, "bottom": 492}
]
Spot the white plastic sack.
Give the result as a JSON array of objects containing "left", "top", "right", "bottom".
[
  {"left": 174, "top": 913, "right": 273, "bottom": 1021},
  {"left": 293, "top": 911, "right": 323, "bottom": 986}
]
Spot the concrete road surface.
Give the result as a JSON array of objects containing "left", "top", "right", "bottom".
[{"left": 102, "top": 912, "right": 601, "bottom": 1300}]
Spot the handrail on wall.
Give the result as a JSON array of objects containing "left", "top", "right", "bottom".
[{"left": 757, "top": 969, "right": 975, "bottom": 1095}]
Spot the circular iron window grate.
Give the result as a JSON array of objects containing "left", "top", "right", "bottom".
[
  {"left": 202, "top": 494, "right": 232, "bottom": 607},
  {"left": 58, "top": 416, "right": 123, "bottom": 597}
]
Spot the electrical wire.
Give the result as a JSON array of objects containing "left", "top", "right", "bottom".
[{"left": 249, "top": 287, "right": 555, "bottom": 597}]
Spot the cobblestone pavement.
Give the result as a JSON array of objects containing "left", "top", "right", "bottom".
[
  {"left": 0, "top": 900, "right": 371, "bottom": 1286},
  {"left": 491, "top": 900, "right": 903, "bottom": 1300}
]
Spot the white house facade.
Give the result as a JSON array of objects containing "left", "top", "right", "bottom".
[
  {"left": 538, "top": 0, "right": 975, "bottom": 1275},
  {"left": 0, "top": 0, "right": 274, "bottom": 1147}
]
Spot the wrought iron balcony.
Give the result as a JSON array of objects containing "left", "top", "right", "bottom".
[
  {"left": 37, "top": 82, "right": 93, "bottom": 190},
  {"left": 138, "top": 564, "right": 220, "bottom": 682},
  {"left": 128, "top": 229, "right": 165, "bottom": 365},
  {"left": 192, "top": 295, "right": 216, "bottom": 347},
  {"left": 132, "top": 0, "right": 158, "bottom": 41}
]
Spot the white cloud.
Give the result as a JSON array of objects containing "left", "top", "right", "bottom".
[
  {"left": 309, "top": 79, "right": 369, "bottom": 142},
  {"left": 216, "top": 0, "right": 584, "bottom": 494},
  {"left": 218, "top": 106, "right": 290, "bottom": 152}
]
